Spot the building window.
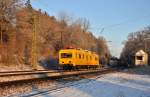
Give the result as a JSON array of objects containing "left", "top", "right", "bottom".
[{"left": 137, "top": 56, "right": 143, "bottom": 60}]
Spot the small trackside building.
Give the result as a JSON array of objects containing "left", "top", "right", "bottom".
[{"left": 135, "top": 50, "right": 148, "bottom": 66}]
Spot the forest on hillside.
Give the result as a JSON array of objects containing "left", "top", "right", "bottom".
[{"left": 0, "top": 0, "right": 110, "bottom": 67}]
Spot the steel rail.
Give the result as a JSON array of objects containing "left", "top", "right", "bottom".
[
  {"left": 18, "top": 69, "right": 114, "bottom": 97},
  {"left": 0, "top": 70, "right": 59, "bottom": 77},
  {"left": 0, "top": 69, "right": 57, "bottom": 73},
  {"left": 0, "top": 68, "right": 114, "bottom": 84},
  {"left": 0, "top": 68, "right": 115, "bottom": 97},
  {"left": 0, "top": 69, "right": 106, "bottom": 77}
]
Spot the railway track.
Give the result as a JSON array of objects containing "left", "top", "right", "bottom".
[
  {"left": 0, "top": 68, "right": 112, "bottom": 77},
  {"left": 22, "top": 78, "right": 95, "bottom": 97},
  {"left": 5, "top": 69, "right": 113, "bottom": 97},
  {"left": 0, "top": 70, "right": 58, "bottom": 77},
  {"left": 0, "top": 68, "right": 115, "bottom": 97},
  {"left": 7, "top": 68, "right": 114, "bottom": 97},
  {"left": 0, "top": 68, "right": 114, "bottom": 83},
  {"left": 0, "top": 69, "right": 102, "bottom": 76}
]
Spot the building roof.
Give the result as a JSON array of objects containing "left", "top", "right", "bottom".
[{"left": 135, "top": 50, "right": 147, "bottom": 56}]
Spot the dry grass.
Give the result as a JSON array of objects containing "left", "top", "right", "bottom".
[{"left": 124, "top": 66, "right": 150, "bottom": 75}]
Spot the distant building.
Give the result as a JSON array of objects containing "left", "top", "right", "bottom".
[{"left": 135, "top": 50, "right": 148, "bottom": 66}]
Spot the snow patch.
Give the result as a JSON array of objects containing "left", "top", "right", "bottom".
[{"left": 35, "top": 72, "right": 150, "bottom": 97}]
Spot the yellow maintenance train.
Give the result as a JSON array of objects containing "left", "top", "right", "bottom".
[{"left": 59, "top": 48, "right": 101, "bottom": 70}]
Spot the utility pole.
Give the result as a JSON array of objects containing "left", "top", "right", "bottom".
[
  {"left": 0, "top": 14, "right": 3, "bottom": 44},
  {"left": 0, "top": 14, "right": 2, "bottom": 63},
  {"left": 0, "top": 24, "right": 2, "bottom": 44},
  {"left": 26, "top": 0, "right": 37, "bottom": 70},
  {"left": 31, "top": 12, "right": 38, "bottom": 70},
  {"left": 60, "top": 31, "right": 63, "bottom": 48}
]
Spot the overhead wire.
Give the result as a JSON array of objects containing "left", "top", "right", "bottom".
[{"left": 91, "top": 14, "right": 150, "bottom": 34}]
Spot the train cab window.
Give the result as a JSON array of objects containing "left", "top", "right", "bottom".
[{"left": 61, "top": 53, "right": 72, "bottom": 58}]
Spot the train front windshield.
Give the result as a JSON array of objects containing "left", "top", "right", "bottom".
[{"left": 61, "top": 53, "right": 72, "bottom": 58}]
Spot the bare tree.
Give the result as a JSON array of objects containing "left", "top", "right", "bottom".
[
  {"left": 57, "top": 11, "right": 72, "bottom": 26},
  {"left": 75, "top": 17, "right": 90, "bottom": 32},
  {"left": 120, "top": 26, "right": 150, "bottom": 66},
  {"left": 0, "top": 0, "right": 24, "bottom": 64},
  {"left": 0, "top": 0, "right": 23, "bottom": 24}
]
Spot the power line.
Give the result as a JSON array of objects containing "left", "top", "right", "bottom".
[
  {"left": 31, "top": 1, "right": 150, "bottom": 35},
  {"left": 92, "top": 14, "right": 150, "bottom": 33}
]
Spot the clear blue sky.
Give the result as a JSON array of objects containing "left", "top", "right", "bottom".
[{"left": 31, "top": 0, "right": 150, "bottom": 57}]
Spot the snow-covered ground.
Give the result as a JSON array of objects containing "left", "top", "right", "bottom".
[{"left": 35, "top": 72, "right": 150, "bottom": 97}]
